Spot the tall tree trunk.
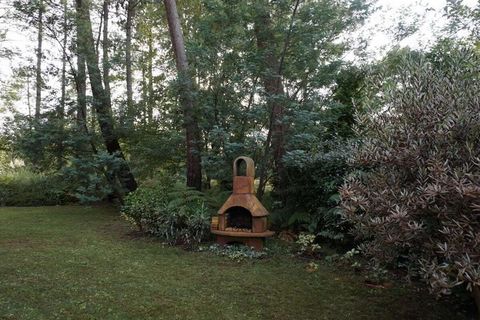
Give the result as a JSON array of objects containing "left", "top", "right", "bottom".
[
  {"left": 76, "top": 56, "right": 87, "bottom": 125},
  {"left": 76, "top": 10, "right": 87, "bottom": 127},
  {"left": 147, "top": 27, "right": 154, "bottom": 123},
  {"left": 163, "top": 0, "right": 202, "bottom": 191},
  {"left": 75, "top": 9, "right": 91, "bottom": 157},
  {"left": 76, "top": 0, "right": 137, "bottom": 193},
  {"left": 102, "top": 0, "right": 111, "bottom": 103},
  {"left": 254, "top": 5, "right": 286, "bottom": 200},
  {"left": 255, "top": 0, "right": 299, "bottom": 201},
  {"left": 57, "top": 0, "right": 67, "bottom": 168},
  {"left": 60, "top": 0, "right": 67, "bottom": 121},
  {"left": 125, "top": 0, "right": 136, "bottom": 127},
  {"left": 141, "top": 60, "right": 148, "bottom": 124},
  {"left": 35, "top": 0, "right": 43, "bottom": 119},
  {"left": 27, "top": 72, "right": 31, "bottom": 118}
]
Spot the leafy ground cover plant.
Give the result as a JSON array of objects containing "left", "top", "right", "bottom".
[
  {"left": 121, "top": 176, "right": 211, "bottom": 246},
  {"left": 340, "top": 45, "right": 480, "bottom": 312},
  {"left": 295, "top": 233, "right": 322, "bottom": 258},
  {"left": 199, "top": 244, "right": 268, "bottom": 262}
]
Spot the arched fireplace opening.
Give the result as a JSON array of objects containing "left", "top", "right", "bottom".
[
  {"left": 235, "top": 159, "right": 247, "bottom": 176},
  {"left": 226, "top": 206, "right": 252, "bottom": 230}
]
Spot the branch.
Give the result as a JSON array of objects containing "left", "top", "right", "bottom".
[{"left": 277, "top": 0, "right": 301, "bottom": 77}]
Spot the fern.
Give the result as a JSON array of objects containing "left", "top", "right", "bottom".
[{"left": 122, "top": 181, "right": 211, "bottom": 247}]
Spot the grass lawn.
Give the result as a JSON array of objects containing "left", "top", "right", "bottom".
[{"left": 0, "top": 206, "right": 468, "bottom": 320}]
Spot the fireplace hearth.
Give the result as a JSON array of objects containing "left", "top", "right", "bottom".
[
  {"left": 226, "top": 206, "right": 252, "bottom": 230},
  {"left": 210, "top": 156, "right": 274, "bottom": 250}
]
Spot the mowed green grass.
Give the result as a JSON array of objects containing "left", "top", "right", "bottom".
[{"left": 0, "top": 206, "right": 466, "bottom": 320}]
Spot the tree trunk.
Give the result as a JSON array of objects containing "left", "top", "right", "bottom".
[
  {"left": 35, "top": 0, "right": 43, "bottom": 119},
  {"left": 76, "top": 8, "right": 87, "bottom": 127},
  {"left": 163, "top": 0, "right": 202, "bottom": 191},
  {"left": 254, "top": 4, "right": 286, "bottom": 200},
  {"left": 27, "top": 72, "right": 31, "bottom": 118},
  {"left": 254, "top": 0, "right": 299, "bottom": 201},
  {"left": 76, "top": 0, "right": 137, "bottom": 193},
  {"left": 147, "top": 27, "right": 154, "bottom": 123},
  {"left": 125, "top": 0, "right": 136, "bottom": 127},
  {"left": 102, "top": 0, "right": 111, "bottom": 103},
  {"left": 141, "top": 60, "right": 148, "bottom": 124},
  {"left": 74, "top": 1, "right": 90, "bottom": 156},
  {"left": 60, "top": 0, "right": 67, "bottom": 120},
  {"left": 56, "top": 0, "right": 67, "bottom": 168},
  {"left": 76, "top": 55, "right": 87, "bottom": 125}
]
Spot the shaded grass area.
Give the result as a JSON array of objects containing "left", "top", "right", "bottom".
[{"left": 0, "top": 206, "right": 467, "bottom": 320}]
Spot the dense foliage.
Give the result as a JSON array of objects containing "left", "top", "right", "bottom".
[
  {"left": 121, "top": 177, "right": 211, "bottom": 246},
  {"left": 0, "top": 169, "right": 70, "bottom": 206},
  {"left": 340, "top": 47, "right": 480, "bottom": 299}
]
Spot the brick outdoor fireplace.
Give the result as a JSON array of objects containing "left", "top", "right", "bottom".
[{"left": 210, "top": 156, "right": 274, "bottom": 250}]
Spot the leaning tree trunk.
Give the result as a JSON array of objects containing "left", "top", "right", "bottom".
[
  {"left": 35, "top": 0, "right": 43, "bottom": 119},
  {"left": 76, "top": 0, "right": 137, "bottom": 193},
  {"left": 163, "top": 0, "right": 202, "bottom": 191}
]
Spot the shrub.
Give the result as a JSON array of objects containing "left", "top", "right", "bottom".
[
  {"left": 0, "top": 169, "right": 70, "bottom": 206},
  {"left": 121, "top": 178, "right": 211, "bottom": 246},
  {"left": 60, "top": 151, "right": 126, "bottom": 204},
  {"left": 340, "top": 46, "right": 480, "bottom": 308},
  {"left": 274, "top": 66, "right": 365, "bottom": 243},
  {"left": 277, "top": 142, "right": 353, "bottom": 243}
]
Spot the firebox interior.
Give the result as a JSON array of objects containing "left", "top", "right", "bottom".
[{"left": 226, "top": 206, "right": 252, "bottom": 229}]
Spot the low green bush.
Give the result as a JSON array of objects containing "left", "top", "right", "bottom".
[
  {"left": 121, "top": 177, "right": 211, "bottom": 246},
  {"left": 0, "top": 169, "right": 70, "bottom": 206}
]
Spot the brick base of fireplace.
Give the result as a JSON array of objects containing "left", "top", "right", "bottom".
[
  {"left": 211, "top": 229, "right": 275, "bottom": 251},
  {"left": 212, "top": 230, "right": 273, "bottom": 251}
]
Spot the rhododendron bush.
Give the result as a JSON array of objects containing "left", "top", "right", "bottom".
[{"left": 340, "top": 47, "right": 480, "bottom": 310}]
